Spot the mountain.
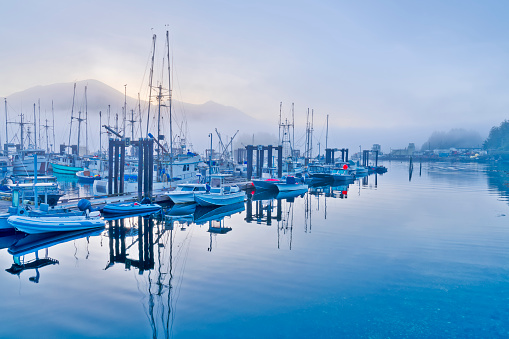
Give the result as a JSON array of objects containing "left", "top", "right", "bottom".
[{"left": 3, "top": 80, "right": 273, "bottom": 153}]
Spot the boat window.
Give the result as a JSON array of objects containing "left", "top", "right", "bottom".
[
  {"left": 210, "top": 178, "right": 221, "bottom": 188},
  {"left": 181, "top": 186, "right": 194, "bottom": 192}
]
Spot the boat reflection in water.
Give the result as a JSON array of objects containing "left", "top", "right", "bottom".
[
  {"left": 102, "top": 198, "right": 247, "bottom": 337},
  {"left": 4, "top": 228, "right": 102, "bottom": 283}
]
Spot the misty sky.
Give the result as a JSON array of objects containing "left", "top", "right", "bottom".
[{"left": 2, "top": 0, "right": 509, "bottom": 150}]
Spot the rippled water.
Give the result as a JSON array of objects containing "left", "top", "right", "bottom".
[{"left": 1, "top": 161, "right": 508, "bottom": 338}]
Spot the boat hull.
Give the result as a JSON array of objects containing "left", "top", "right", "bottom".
[
  {"left": 194, "top": 192, "right": 245, "bottom": 207},
  {"left": 7, "top": 215, "right": 105, "bottom": 234},
  {"left": 274, "top": 183, "right": 308, "bottom": 192},
  {"left": 51, "top": 162, "right": 84, "bottom": 174},
  {"left": 252, "top": 179, "right": 281, "bottom": 191},
  {"left": 165, "top": 191, "right": 206, "bottom": 204},
  {"left": 102, "top": 203, "right": 162, "bottom": 217}
]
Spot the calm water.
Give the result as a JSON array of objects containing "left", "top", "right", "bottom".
[{"left": 1, "top": 161, "right": 509, "bottom": 338}]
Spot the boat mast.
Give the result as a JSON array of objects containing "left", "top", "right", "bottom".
[
  {"left": 157, "top": 84, "right": 162, "bottom": 160},
  {"left": 52, "top": 100, "right": 55, "bottom": 153},
  {"left": 99, "top": 110, "right": 102, "bottom": 157},
  {"left": 167, "top": 30, "right": 173, "bottom": 183},
  {"left": 123, "top": 84, "right": 127, "bottom": 138},
  {"left": 33, "top": 103, "right": 37, "bottom": 148},
  {"left": 292, "top": 103, "right": 295, "bottom": 159},
  {"left": 20, "top": 112, "right": 24, "bottom": 156},
  {"left": 38, "top": 99, "right": 41, "bottom": 148},
  {"left": 146, "top": 34, "right": 156, "bottom": 137},
  {"left": 68, "top": 83, "right": 76, "bottom": 153},
  {"left": 325, "top": 114, "right": 329, "bottom": 150},
  {"left": 77, "top": 110, "right": 82, "bottom": 154},
  {"left": 85, "top": 85, "right": 88, "bottom": 155},
  {"left": 130, "top": 109, "right": 135, "bottom": 141},
  {"left": 138, "top": 93, "right": 142, "bottom": 139},
  {"left": 278, "top": 102, "right": 282, "bottom": 143},
  {"left": 4, "top": 98, "right": 7, "bottom": 147},
  {"left": 43, "top": 119, "right": 50, "bottom": 153}
]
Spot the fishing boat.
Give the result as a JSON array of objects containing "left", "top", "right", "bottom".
[
  {"left": 274, "top": 176, "right": 308, "bottom": 192},
  {"left": 1, "top": 175, "right": 64, "bottom": 206},
  {"left": 194, "top": 174, "right": 245, "bottom": 207},
  {"left": 164, "top": 183, "right": 207, "bottom": 204},
  {"left": 331, "top": 163, "right": 355, "bottom": 182},
  {"left": 12, "top": 149, "right": 49, "bottom": 176},
  {"left": 76, "top": 169, "right": 101, "bottom": 183},
  {"left": 348, "top": 160, "right": 368, "bottom": 176},
  {"left": 102, "top": 202, "right": 162, "bottom": 217},
  {"left": 307, "top": 164, "right": 335, "bottom": 183},
  {"left": 7, "top": 214, "right": 104, "bottom": 234},
  {"left": 252, "top": 178, "right": 281, "bottom": 191}
]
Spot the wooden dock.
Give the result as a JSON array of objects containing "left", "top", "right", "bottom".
[{"left": 0, "top": 180, "right": 254, "bottom": 213}]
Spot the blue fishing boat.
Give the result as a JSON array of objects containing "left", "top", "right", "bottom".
[
  {"left": 76, "top": 169, "right": 101, "bottom": 183},
  {"left": 102, "top": 202, "right": 162, "bottom": 217}
]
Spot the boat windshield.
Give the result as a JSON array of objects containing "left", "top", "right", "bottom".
[
  {"left": 210, "top": 178, "right": 221, "bottom": 188},
  {"left": 179, "top": 186, "right": 194, "bottom": 192}
]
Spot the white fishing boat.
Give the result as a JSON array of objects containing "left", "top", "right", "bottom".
[
  {"left": 194, "top": 174, "right": 245, "bottom": 207},
  {"left": 12, "top": 149, "right": 49, "bottom": 175},
  {"left": 7, "top": 213, "right": 104, "bottom": 234},
  {"left": 165, "top": 183, "right": 207, "bottom": 204}
]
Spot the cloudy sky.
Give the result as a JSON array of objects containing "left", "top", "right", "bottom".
[{"left": 1, "top": 0, "right": 508, "bottom": 150}]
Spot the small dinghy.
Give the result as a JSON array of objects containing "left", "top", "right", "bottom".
[
  {"left": 76, "top": 169, "right": 101, "bottom": 183},
  {"left": 7, "top": 214, "right": 105, "bottom": 234},
  {"left": 102, "top": 201, "right": 162, "bottom": 217}
]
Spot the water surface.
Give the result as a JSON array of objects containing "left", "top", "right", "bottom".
[{"left": 1, "top": 161, "right": 508, "bottom": 338}]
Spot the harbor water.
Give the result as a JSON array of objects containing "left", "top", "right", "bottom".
[{"left": 0, "top": 161, "right": 508, "bottom": 338}]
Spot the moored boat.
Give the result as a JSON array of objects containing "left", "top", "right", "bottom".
[
  {"left": 252, "top": 178, "right": 281, "bottom": 191},
  {"left": 165, "top": 183, "right": 207, "bottom": 204},
  {"left": 7, "top": 214, "right": 105, "bottom": 234},
  {"left": 274, "top": 176, "right": 308, "bottom": 192},
  {"left": 76, "top": 169, "right": 101, "bottom": 183},
  {"left": 102, "top": 202, "right": 162, "bottom": 217},
  {"left": 194, "top": 174, "right": 245, "bottom": 207}
]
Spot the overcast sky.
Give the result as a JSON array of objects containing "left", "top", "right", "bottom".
[{"left": 2, "top": 0, "right": 508, "bottom": 150}]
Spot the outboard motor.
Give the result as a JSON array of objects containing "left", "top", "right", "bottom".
[{"left": 78, "top": 199, "right": 92, "bottom": 213}]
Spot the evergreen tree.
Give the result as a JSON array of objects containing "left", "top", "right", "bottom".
[{"left": 483, "top": 120, "right": 509, "bottom": 150}]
